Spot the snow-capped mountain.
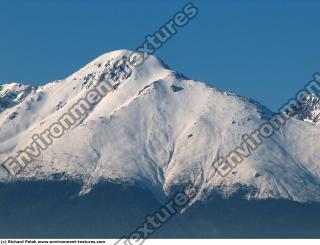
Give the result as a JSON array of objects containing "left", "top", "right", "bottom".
[{"left": 1, "top": 49, "right": 320, "bottom": 204}]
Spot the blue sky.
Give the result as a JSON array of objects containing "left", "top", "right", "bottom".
[{"left": 0, "top": 0, "right": 319, "bottom": 111}]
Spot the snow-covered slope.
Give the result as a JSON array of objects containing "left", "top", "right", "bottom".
[
  {"left": 1, "top": 49, "right": 320, "bottom": 204},
  {"left": 295, "top": 94, "right": 320, "bottom": 124},
  {"left": 0, "top": 83, "right": 35, "bottom": 114}
]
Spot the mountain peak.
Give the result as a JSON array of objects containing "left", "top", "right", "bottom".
[{"left": 67, "top": 49, "right": 170, "bottom": 83}]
